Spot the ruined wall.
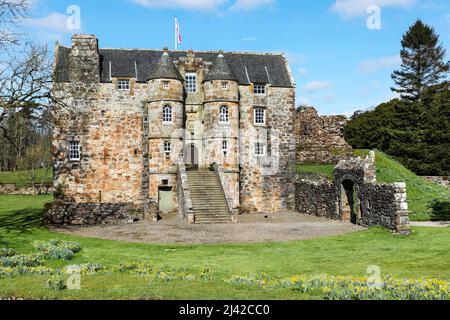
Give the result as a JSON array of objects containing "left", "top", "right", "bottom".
[
  {"left": 296, "top": 107, "right": 353, "bottom": 164},
  {"left": 295, "top": 153, "right": 411, "bottom": 234}
]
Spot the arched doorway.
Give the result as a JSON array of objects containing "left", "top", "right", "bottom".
[
  {"left": 185, "top": 144, "right": 199, "bottom": 170},
  {"left": 340, "top": 179, "right": 360, "bottom": 224}
]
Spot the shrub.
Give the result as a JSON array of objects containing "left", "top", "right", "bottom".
[
  {"left": 44, "top": 275, "right": 66, "bottom": 291},
  {"left": 0, "top": 254, "right": 44, "bottom": 268},
  {"left": 0, "top": 248, "right": 16, "bottom": 258},
  {"left": 430, "top": 200, "right": 450, "bottom": 221}
]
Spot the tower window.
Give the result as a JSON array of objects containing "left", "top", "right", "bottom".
[
  {"left": 253, "top": 84, "right": 266, "bottom": 95},
  {"left": 255, "top": 143, "right": 266, "bottom": 157},
  {"left": 69, "top": 141, "right": 80, "bottom": 161},
  {"left": 219, "top": 105, "right": 229, "bottom": 124},
  {"left": 222, "top": 140, "right": 229, "bottom": 158},
  {"left": 222, "top": 82, "right": 228, "bottom": 89},
  {"left": 163, "top": 81, "right": 169, "bottom": 89},
  {"left": 163, "top": 105, "right": 173, "bottom": 123},
  {"left": 254, "top": 108, "right": 266, "bottom": 125},
  {"left": 185, "top": 73, "right": 197, "bottom": 93},
  {"left": 117, "top": 80, "right": 130, "bottom": 91},
  {"left": 163, "top": 141, "right": 172, "bottom": 154}
]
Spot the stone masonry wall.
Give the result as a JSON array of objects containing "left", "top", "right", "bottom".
[
  {"left": 296, "top": 107, "right": 353, "bottom": 164},
  {"left": 295, "top": 153, "right": 411, "bottom": 234}
]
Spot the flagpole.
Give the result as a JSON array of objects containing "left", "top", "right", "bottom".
[{"left": 174, "top": 16, "right": 177, "bottom": 51}]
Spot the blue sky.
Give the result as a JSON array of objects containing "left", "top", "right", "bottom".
[{"left": 25, "top": 0, "right": 450, "bottom": 115}]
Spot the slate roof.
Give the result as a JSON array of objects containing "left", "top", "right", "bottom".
[
  {"left": 204, "top": 53, "right": 237, "bottom": 82},
  {"left": 54, "top": 46, "right": 293, "bottom": 88},
  {"left": 148, "top": 51, "right": 183, "bottom": 81}
]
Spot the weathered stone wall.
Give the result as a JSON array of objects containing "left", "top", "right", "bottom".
[
  {"left": 0, "top": 184, "right": 54, "bottom": 195},
  {"left": 295, "top": 153, "right": 411, "bottom": 234},
  {"left": 296, "top": 107, "right": 353, "bottom": 164},
  {"left": 295, "top": 177, "right": 337, "bottom": 218}
]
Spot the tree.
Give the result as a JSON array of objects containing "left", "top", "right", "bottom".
[{"left": 391, "top": 19, "right": 449, "bottom": 101}]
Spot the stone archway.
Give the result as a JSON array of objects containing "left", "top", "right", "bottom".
[
  {"left": 340, "top": 179, "right": 361, "bottom": 225},
  {"left": 185, "top": 143, "right": 199, "bottom": 170}
]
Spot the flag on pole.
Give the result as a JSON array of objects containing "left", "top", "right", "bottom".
[{"left": 175, "top": 17, "right": 182, "bottom": 50}]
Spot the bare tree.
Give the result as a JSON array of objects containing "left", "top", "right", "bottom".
[{"left": 0, "top": 0, "right": 29, "bottom": 49}]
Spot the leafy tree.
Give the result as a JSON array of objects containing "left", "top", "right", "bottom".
[{"left": 391, "top": 19, "right": 449, "bottom": 101}]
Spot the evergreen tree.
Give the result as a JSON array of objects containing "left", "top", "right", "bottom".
[{"left": 391, "top": 19, "right": 449, "bottom": 101}]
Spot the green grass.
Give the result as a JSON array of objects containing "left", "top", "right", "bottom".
[
  {"left": 296, "top": 150, "right": 450, "bottom": 221},
  {"left": 1, "top": 195, "right": 450, "bottom": 299},
  {"left": 0, "top": 168, "right": 53, "bottom": 187}
]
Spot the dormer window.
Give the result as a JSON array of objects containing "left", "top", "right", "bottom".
[
  {"left": 253, "top": 84, "right": 266, "bottom": 95},
  {"left": 118, "top": 79, "right": 130, "bottom": 91},
  {"left": 185, "top": 73, "right": 197, "bottom": 93}
]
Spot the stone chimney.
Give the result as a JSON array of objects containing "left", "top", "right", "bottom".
[{"left": 69, "top": 34, "right": 100, "bottom": 83}]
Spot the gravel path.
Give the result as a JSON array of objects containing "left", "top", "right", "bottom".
[
  {"left": 53, "top": 213, "right": 364, "bottom": 245},
  {"left": 410, "top": 221, "right": 450, "bottom": 228}
]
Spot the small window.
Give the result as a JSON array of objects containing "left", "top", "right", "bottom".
[
  {"left": 255, "top": 143, "right": 266, "bottom": 157},
  {"left": 219, "top": 105, "right": 229, "bottom": 124},
  {"left": 222, "top": 82, "right": 228, "bottom": 90},
  {"left": 163, "top": 81, "right": 169, "bottom": 89},
  {"left": 163, "top": 105, "right": 173, "bottom": 123},
  {"left": 163, "top": 141, "right": 172, "bottom": 154},
  {"left": 69, "top": 141, "right": 80, "bottom": 161},
  {"left": 143, "top": 117, "right": 149, "bottom": 124},
  {"left": 118, "top": 80, "right": 130, "bottom": 91},
  {"left": 253, "top": 84, "right": 266, "bottom": 95},
  {"left": 222, "top": 140, "right": 229, "bottom": 158},
  {"left": 185, "top": 73, "right": 197, "bottom": 93},
  {"left": 254, "top": 108, "right": 266, "bottom": 125}
]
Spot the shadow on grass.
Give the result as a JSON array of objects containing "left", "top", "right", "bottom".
[{"left": 0, "top": 207, "right": 44, "bottom": 247}]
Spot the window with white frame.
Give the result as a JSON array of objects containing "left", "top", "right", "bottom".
[
  {"left": 69, "top": 141, "right": 80, "bottom": 161},
  {"left": 185, "top": 73, "right": 197, "bottom": 93},
  {"left": 117, "top": 79, "right": 130, "bottom": 91},
  {"left": 222, "top": 140, "right": 229, "bottom": 158},
  {"left": 255, "top": 142, "right": 266, "bottom": 157},
  {"left": 219, "top": 105, "right": 229, "bottom": 124},
  {"left": 163, "top": 141, "right": 172, "bottom": 154},
  {"left": 253, "top": 84, "right": 266, "bottom": 95},
  {"left": 162, "top": 105, "right": 173, "bottom": 123},
  {"left": 254, "top": 108, "right": 266, "bottom": 125}
]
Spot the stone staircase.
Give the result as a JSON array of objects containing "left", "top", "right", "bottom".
[{"left": 187, "top": 171, "right": 231, "bottom": 224}]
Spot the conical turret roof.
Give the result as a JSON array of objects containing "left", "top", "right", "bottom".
[
  {"left": 148, "top": 51, "right": 183, "bottom": 81},
  {"left": 204, "top": 53, "right": 237, "bottom": 82}
]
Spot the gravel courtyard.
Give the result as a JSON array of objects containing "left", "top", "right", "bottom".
[{"left": 54, "top": 213, "right": 364, "bottom": 244}]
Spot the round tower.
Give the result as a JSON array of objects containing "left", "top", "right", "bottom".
[
  {"left": 146, "top": 50, "right": 184, "bottom": 213},
  {"left": 203, "top": 53, "right": 240, "bottom": 211}
]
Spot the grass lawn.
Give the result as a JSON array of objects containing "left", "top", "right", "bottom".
[
  {"left": 296, "top": 150, "right": 450, "bottom": 221},
  {"left": 1, "top": 195, "right": 450, "bottom": 299},
  {"left": 0, "top": 168, "right": 53, "bottom": 187}
]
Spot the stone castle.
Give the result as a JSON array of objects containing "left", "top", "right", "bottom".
[{"left": 46, "top": 34, "right": 296, "bottom": 225}]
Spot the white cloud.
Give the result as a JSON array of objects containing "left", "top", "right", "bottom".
[
  {"left": 297, "top": 96, "right": 310, "bottom": 106},
  {"left": 230, "top": 0, "right": 274, "bottom": 11},
  {"left": 298, "top": 68, "right": 307, "bottom": 76},
  {"left": 285, "top": 52, "right": 307, "bottom": 65},
  {"left": 25, "top": 12, "right": 71, "bottom": 33},
  {"left": 132, "top": 0, "right": 227, "bottom": 11},
  {"left": 302, "top": 81, "right": 331, "bottom": 93},
  {"left": 331, "top": 0, "right": 415, "bottom": 19},
  {"left": 357, "top": 55, "right": 401, "bottom": 75}
]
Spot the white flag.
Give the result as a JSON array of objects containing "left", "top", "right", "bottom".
[{"left": 175, "top": 17, "right": 182, "bottom": 49}]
